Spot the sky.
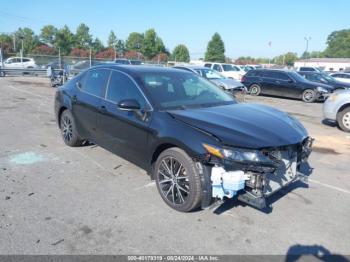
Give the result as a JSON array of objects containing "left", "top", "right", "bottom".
[{"left": 0, "top": 0, "right": 349, "bottom": 59}]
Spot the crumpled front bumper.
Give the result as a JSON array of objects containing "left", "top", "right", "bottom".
[{"left": 199, "top": 137, "right": 313, "bottom": 210}]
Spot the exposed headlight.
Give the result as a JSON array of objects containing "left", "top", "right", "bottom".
[
  {"left": 316, "top": 86, "right": 329, "bottom": 93},
  {"left": 203, "top": 144, "right": 273, "bottom": 165}
]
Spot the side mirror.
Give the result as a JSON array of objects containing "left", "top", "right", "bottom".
[
  {"left": 117, "top": 99, "right": 141, "bottom": 111},
  {"left": 288, "top": 79, "right": 294, "bottom": 83}
]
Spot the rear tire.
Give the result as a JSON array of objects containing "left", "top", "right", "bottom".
[
  {"left": 337, "top": 107, "right": 350, "bottom": 132},
  {"left": 60, "top": 110, "right": 82, "bottom": 146},
  {"left": 249, "top": 84, "right": 261, "bottom": 96},
  {"left": 302, "top": 89, "right": 317, "bottom": 103},
  {"left": 154, "top": 148, "right": 202, "bottom": 212}
]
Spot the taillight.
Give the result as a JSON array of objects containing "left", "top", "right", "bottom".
[{"left": 241, "top": 75, "right": 246, "bottom": 82}]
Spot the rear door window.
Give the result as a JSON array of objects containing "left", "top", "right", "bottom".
[{"left": 81, "top": 69, "right": 110, "bottom": 97}]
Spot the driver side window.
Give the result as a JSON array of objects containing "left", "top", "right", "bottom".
[{"left": 106, "top": 71, "right": 146, "bottom": 108}]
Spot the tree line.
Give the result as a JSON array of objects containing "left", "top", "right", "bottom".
[
  {"left": 0, "top": 23, "right": 192, "bottom": 62},
  {"left": 1, "top": 24, "right": 349, "bottom": 64}
]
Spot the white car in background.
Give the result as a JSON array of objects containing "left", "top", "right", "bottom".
[
  {"left": 2, "top": 57, "right": 37, "bottom": 69},
  {"left": 330, "top": 72, "right": 350, "bottom": 84},
  {"left": 204, "top": 62, "right": 246, "bottom": 81}
]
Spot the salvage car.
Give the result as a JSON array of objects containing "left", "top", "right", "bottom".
[
  {"left": 55, "top": 65, "right": 312, "bottom": 212},
  {"left": 298, "top": 71, "right": 350, "bottom": 91},
  {"left": 242, "top": 69, "right": 334, "bottom": 102},
  {"left": 323, "top": 89, "right": 350, "bottom": 132},
  {"left": 173, "top": 65, "right": 247, "bottom": 101}
]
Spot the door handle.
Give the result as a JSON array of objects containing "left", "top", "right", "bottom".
[
  {"left": 275, "top": 81, "right": 281, "bottom": 84},
  {"left": 72, "top": 95, "right": 77, "bottom": 102}
]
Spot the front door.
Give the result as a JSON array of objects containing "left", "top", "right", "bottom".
[{"left": 97, "top": 70, "right": 152, "bottom": 169}]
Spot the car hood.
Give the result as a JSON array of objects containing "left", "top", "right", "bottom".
[
  {"left": 211, "top": 78, "right": 244, "bottom": 89},
  {"left": 332, "top": 80, "right": 350, "bottom": 89},
  {"left": 303, "top": 80, "right": 334, "bottom": 91},
  {"left": 168, "top": 103, "right": 307, "bottom": 149}
]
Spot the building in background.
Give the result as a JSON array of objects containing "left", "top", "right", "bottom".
[{"left": 294, "top": 58, "right": 350, "bottom": 72}]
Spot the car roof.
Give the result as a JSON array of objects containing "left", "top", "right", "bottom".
[
  {"left": 331, "top": 72, "right": 350, "bottom": 75},
  {"left": 249, "top": 68, "right": 293, "bottom": 73},
  {"left": 91, "top": 64, "right": 189, "bottom": 76},
  {"left": 174, "top": 65, "right": 209, "bottom": 70}
]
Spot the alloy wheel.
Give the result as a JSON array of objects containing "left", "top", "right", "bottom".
[
  {"left": 303, "top": 90, "right": 315, "bottom": 102},
  {"left": 61, "top": 115, "right": 73, "bottom": 142},
  {"left": 157, "top": 156, "right": 190, "bottom": 205},
  {"left": 342, "top": 112, "right": 350, "bottom": 129}
]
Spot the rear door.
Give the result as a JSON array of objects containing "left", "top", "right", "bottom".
[
  {"left": 72, "top": 68, "right": 111, "bottom": 140},
  {"left": 259, "top": 71, "right": 277, "bottom": 95},
  {"left": 97, "top": 70, "right": 152, "bottom": 168}
]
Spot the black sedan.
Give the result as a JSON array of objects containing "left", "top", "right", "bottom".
[
  {"left": 298, "top": 71, "right": 350, "bottom": 91},
  {"left": 55, "top": 65, "right": 312, "bottom": 212},
  {"left": 242, "top": 69, "right": 334, "bottom": 102}
]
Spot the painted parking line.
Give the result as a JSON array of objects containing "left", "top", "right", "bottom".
[
  {"left": 309, "top": 179, "right": 350, "bottom": 195},
  {"left": 6, "top": 84, "right": 46, "bottom": 98}
]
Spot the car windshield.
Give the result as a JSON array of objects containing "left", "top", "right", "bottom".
[
  {"left": 222, "top": 64, "right": 238, "bottom": 71},
  {"left": 197, "top": 69, "right": 225, "bottom": 80},
  {"left": 138, "top": 71, "right": 235, "bottom": 110}
]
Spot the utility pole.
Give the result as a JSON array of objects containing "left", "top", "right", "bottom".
[
  {"left": 19, "top": 36, "right": 24, "bottom": 66},
  {"left": 13, "top": 34, "right": 16, "bottom": 52},
  {"left": 304, "top": 37, "right": 311, "bottom": 59}
]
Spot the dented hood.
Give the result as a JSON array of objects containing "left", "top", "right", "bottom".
[{"left": 168, "top": 103, "right": 307, "bottom": 149}]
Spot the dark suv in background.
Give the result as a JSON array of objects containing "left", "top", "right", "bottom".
[
  {"left": 298, "top": 71, "right": 350, "bottom": 91},
  {"left": 242, "top": 69, "right": 334, "bottom": 102}
]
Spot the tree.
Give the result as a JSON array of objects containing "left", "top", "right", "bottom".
[
  {"left": 75, "top": 23, "right": 92, "bottom": 49},
  {"left": 171, "top": 44, "right": 190, "bottom": 62},
  {"left": 95, "top": 48, "right": 116, "bottom": 59},
  {"left": 141, "top": 29, "right": 165, "bottom": 59},
  {"left": 0, "top": 33, "right": 13, "bottom": 54},
  {"left": 91, "top": 38, "right": 104, "bottom": 53},
  {"left": 324, "top": 29, "right": 350, "bottom": 58},
  {"left": 204, "top": 33, "right": 225, "bottom": 62},
  {"left": 55, "top": 25, "right": 74, "bottom": 55},
  {"left": 15, "top": 27, "right": 40, "bottom": 54},
  {"left": 40, "top": 25, "right": 58, "bottom": 46},
  {"left": 274, "top": 52, "right": 298, "bottom": 66},
  {"left": 32, "top": 44, "right": 57, "bottom": 55},
  {"left": 70, "top": 48, "right": 90, "bottom": 57},
  {"left": 126, "top": 32, "right": 144, "bottom": 51},
  {"left": 107, "top": 30, "right": 117, "bottom": 48},
  {"left": 116, "top": 40, "right": 126, "bottom": 56}
]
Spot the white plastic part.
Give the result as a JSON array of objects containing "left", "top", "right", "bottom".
[{"left": 211, "top": 166, "right": 249, "bottom": 199}]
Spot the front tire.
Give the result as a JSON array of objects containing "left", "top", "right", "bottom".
[
  {"left": 337, "top": 107, "right": 350, "bottom": 132},
  {"left": 249, "top": 84, "right": 261, "bottom": 96},
  {"left": 154, "top": 148, "right": 202, "bottom": 212},
  {"left": 60, "top": 110, "right": 82, "bottom": 146},
  {"left": 302, "top": 89, "right": 317, "bottom": 103}
]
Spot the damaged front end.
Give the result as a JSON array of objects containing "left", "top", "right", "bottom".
[{"left": 197, "top": 137, "right": 313, "bottom": 210}]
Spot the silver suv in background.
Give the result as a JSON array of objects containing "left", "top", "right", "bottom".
[
  {"left": 323, "top": 89, "right": 350, "bottom": 132},
  {"left": 2, "top": 57, "right": 37, "bottom": 69}
]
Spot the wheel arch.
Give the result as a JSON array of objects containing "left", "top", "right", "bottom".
[
  {"left": 57, "top": 106, "right": 68, "bottom": 128},
  {"left": 337, "top": 103, "right": 350, "bottom": 115}
]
